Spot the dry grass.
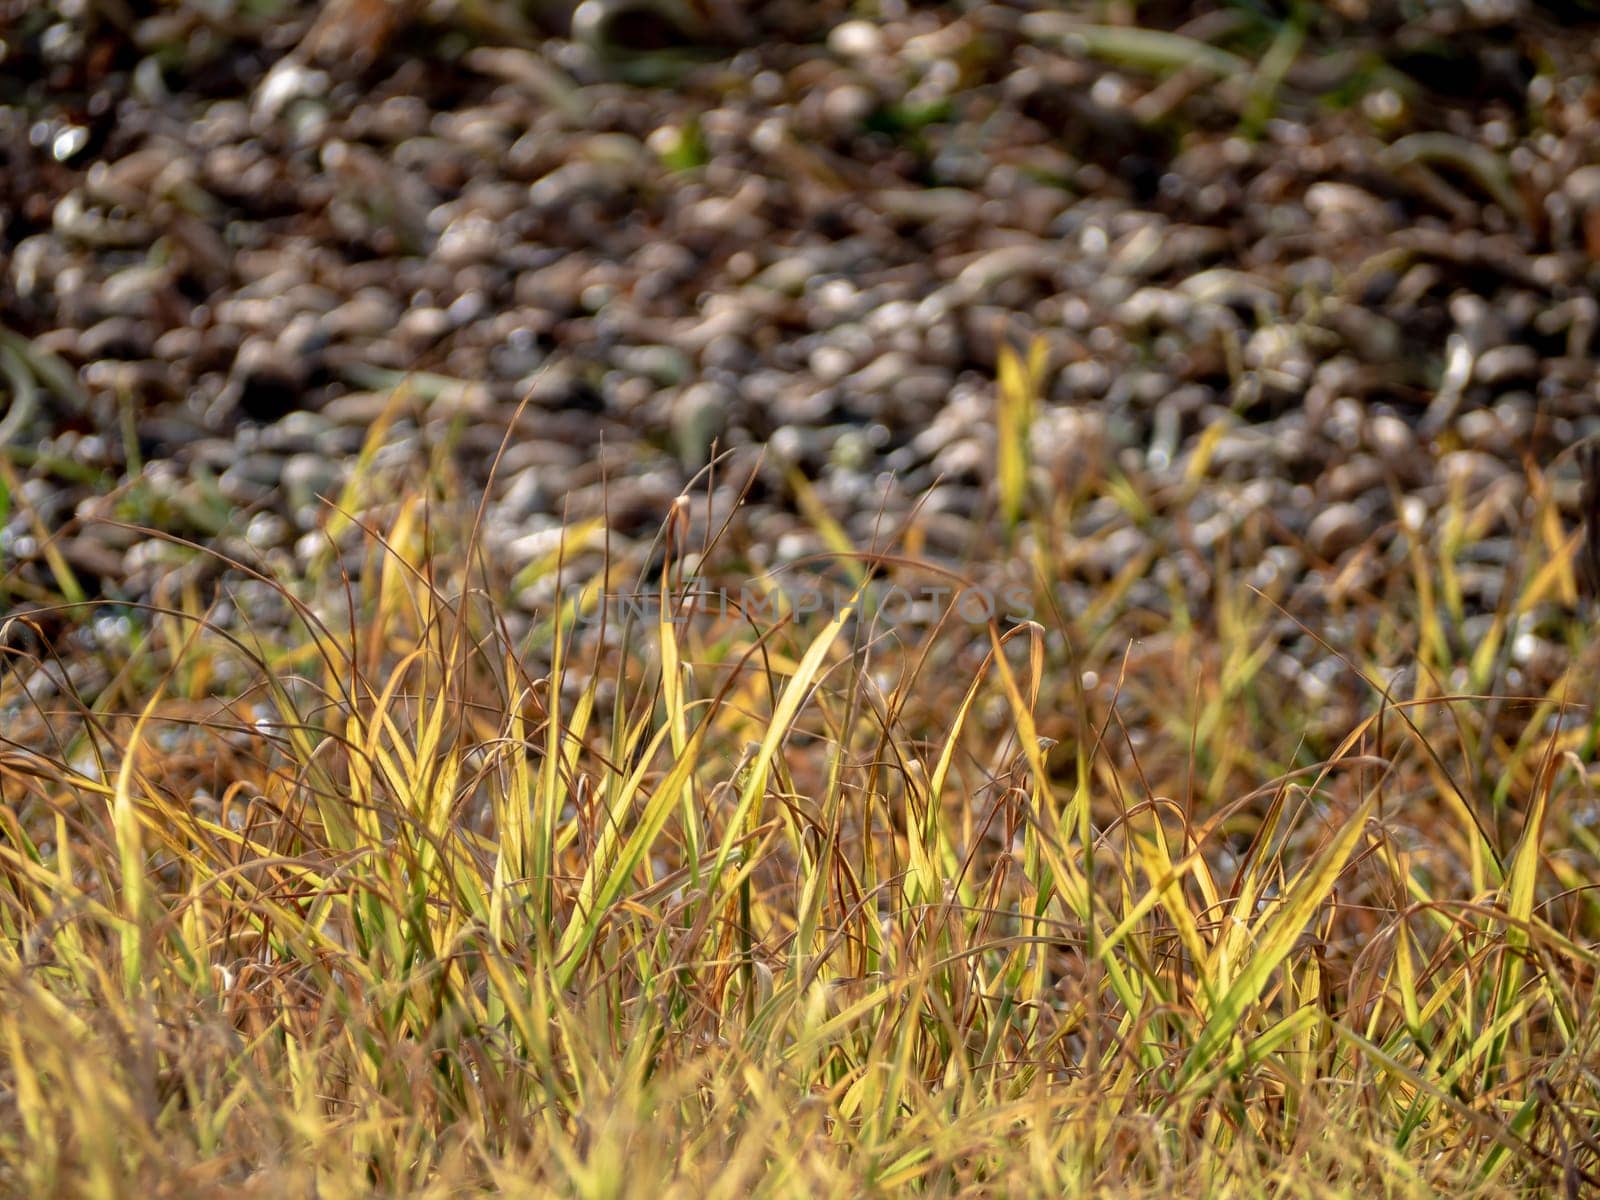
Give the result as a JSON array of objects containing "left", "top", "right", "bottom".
[{"left": 3, "top": 405, "right": 1600, "bottom": 1198}]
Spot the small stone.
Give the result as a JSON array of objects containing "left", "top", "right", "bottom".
[
  {"left": 436, "top": 214, "right": 499, "bottom": 268},
  {"left": 809, "top": 344, "right": 856, "bottom": 384},
  {"left": 245, "top": 512, "right": 290, "bottom": 550},
  {"left": 153, "top": 327, "right": 203, "bottom": 361},
  {"left": 1324, "top": 455, "right": 1384, "bottom": 502},
  {"left": 99, "top": 264, "right": 173, "bottom": 318},
  {"left": 1473, "top": 344, "right": 1537, "bottom": 388},
  {"left": 321, "top": 391, "right": 398, "bottom": 426},
  {"left": 219, "top": 454, "right": 283, "bottom": 504},
  {"left": 1563, "top": 165, "right": 1600, "bottom": 208},
  {"left": 261, "top": 411, "right": 335, "bottom": 453},
  {"left": 1438, "top": 449, "right": 1508, "bottom": 490},
  {"left": 77, "top": 316, "right": 153, "bottom": 360},
  {"left": 1455, "top": 410, "right": 1504, "bottom": 451},
  {"left": 955, "top": 243, "right": 1060, "bottom": 301},
  {"left": 324, "top": 289, "right": 401, "bottom": 339},
  {"left": 398, "top": 306, "right": 454, "bottom": 345},
  {"left": 137, "top": 416, "right": 207, "bottom": 456},
  {"left": 282, "top": 453, "right": 343, "bottom": 516},
  {"left": 1304, "top": 182, "right": 1386, "bottom": 227},
  {"left": 822, "top": 84, "right": 875, "bottom": 134},
  {"left": 754, "top": 256, "right": 818, "bottom": 297},
  {"left": 253, "top": 59, "right": 329, "bottom": 124},
  {"left": 671, "top": 381, "right": 732, "bottom": 471},
  {"left": 1365, "top": 413, "right": 1416, "bottom": 464},
  {"left": 828, "top": 19, "right": 885, "bottom": 59},
  {"left": 618, "top": 344, "right": 693, "bottom": 386},
  {"left": 1306, "top": 502, "right": 1369, "bottom": 560}
]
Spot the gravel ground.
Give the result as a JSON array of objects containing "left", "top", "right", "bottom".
[{"left": 4, "top": 0, "right": 1600, "bottom": 684}]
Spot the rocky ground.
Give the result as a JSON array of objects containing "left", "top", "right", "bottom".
[{"left": 5, "top": 0, "right": 1600, "bottom": 704}]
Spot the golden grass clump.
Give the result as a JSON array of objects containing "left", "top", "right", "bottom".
[{"left": 3, "top": 426, "right": 1600, "bottom": 1198}]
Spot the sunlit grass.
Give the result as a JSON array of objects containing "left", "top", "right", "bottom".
[{"left": 2, "top": 419, "right": 1599, "bottom": 1198}]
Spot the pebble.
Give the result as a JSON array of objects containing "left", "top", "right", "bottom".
[
  {"left": 1474, "top": 344, "right": 1538, "bottom": 388},
  {"left": 828, "top": 20, "right": 886, "bottom": 59},
  {"left": 671, "top": 381, "right": 732, "bottom": 470},
  {"left": 1365, "top": 413, "right": 1417, "bottom": 464},
  {"left": 219, "top": 454, "right": 283, "bottom": 504},
  {"left": 282, "top": 452, "right": 344, "bottom": 516},
  {"left": 325, "top": 290, "right": 402, "bottom": 339},
  {"left": 399, "top": 306, "right": 454, "bottom": 345},
  {"left": 1562, "top": 164, "right": 1600, "bottom": 208},
  {"left": 1304, "top": 181, "right": 1387, "bottom": 228},
  {"left": 77, "top": 316, "right": 154, "bottom": 360},
  {"left": 619, "top": 344, "right": 693, "bottom": 386},
  {"left": 1439, "top": 449, "right": 1510, "bottom": 490},
  {"left": 245, "top": 512, "right": 290, "bottom": 550},
  {"left": 253, "top": 59, "right": 329, "bottom": 124},
  {"left": 1324, "top": 455, "right": 1384, "bottom": 502},
  {"left": 822, "top": 84, "right": 876, "bottom": 134},
  {"left": 1458, "top": 410, "right": 1519, "bottom": 457},
  {"left": 1306, "top": 502, "right": 1371, "bottom": 561}
]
